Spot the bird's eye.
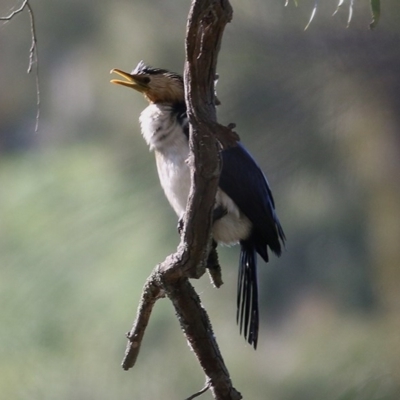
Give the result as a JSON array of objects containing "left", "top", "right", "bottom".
[{"left": 142, "top": 77, "right": 150, "bottom": 84}]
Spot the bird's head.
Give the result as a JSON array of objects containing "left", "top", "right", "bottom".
[{"left": 110, "top": 61, "right": 184, "bottom": 104}]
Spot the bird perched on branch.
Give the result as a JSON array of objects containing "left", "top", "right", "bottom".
[{"left": 110, "top": 61, "right": 285, "bottom": 349}]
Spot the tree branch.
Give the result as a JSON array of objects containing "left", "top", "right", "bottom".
[
  {"left": 0, "top": 0, "right": 29, "bottom": 20},
  {"left": 121, "top": 1, "right": 241, "bottom": 399},
  {"left": 1, "top": 0, "right": 40, "bottom": 131},
  {"left": 122, "top": 275, "right": 164, "bottom": 370}
]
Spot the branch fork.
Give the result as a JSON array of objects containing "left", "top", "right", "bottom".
[{"left": 122, "top": 1, "right": 241, "bottom": 399}]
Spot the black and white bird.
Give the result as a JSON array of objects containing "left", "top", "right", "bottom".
[{"left": 111, "top": 61, "right": 285, "bottom": 349}]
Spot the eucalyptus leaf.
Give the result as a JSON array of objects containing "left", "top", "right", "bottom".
[
  {"left": 370, "top": 0, "right": 380, "bottom": 29},
  {"left": 347, "top": 0, "right": 354, "bottom": 28},
  {"left": 332, "top": 0, "right": 345, "bottom": 17},
  {"left": 304, "top": 2, "right": 317, "bottom": 30},
  {"left": 285, "top": 0, "right": 298, "bottom": 7}
]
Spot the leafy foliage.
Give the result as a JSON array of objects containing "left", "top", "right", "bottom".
[{"left": 292, "top": 0, "right": 382, "bottom": 29}]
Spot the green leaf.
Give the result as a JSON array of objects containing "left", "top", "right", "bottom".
[
  {"left": 347, "top": 0, "right": 354, "bottom": 28},
  {"left": 369, "top": 0, "right": 380, "bottom": 30},
  {"left": 304, "top": 3, "right": 317, "bottom": 30},
  {"left": 284, "top": 0, "right": 298, "bottom": 7},
  {"left": 332, "top": 0, "right": 344, "bottom": 17}
]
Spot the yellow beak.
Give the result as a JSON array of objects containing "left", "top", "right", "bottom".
[{"left": 110, "top": 68, "right": 149, "bottom": 92}]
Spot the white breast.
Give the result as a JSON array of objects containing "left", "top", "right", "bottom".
[
  {"left": 155, "top": 147, "right": 191, "bottom": 217},
  {"left": 139, "top": 103, "right": 251, "bottom": 245},
  {"left": 140, "top": 104, "right": 191, "bottom": 217}
]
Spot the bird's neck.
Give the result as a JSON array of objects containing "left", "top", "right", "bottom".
[{"left": 139, "top": 102, "right": 188, "bottom": 154}]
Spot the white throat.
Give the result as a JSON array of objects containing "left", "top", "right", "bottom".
[{"left": 139, "top": 103, "right": 187, "bottom": 152}]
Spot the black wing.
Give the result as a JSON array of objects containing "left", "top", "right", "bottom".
[
  {"left": 219, "top": 142, "right": 285, "bottom": 260},
  {"left": 220, "top": 142, "right": 285, "bottom": 349}
]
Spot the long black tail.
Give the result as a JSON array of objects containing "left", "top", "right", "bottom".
[{"left": 237, "top": 240, "right": 259, "bottom": 349}]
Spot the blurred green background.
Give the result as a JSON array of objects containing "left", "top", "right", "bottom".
[{"left": 1, "top": 0, "right": 400, "bottom": 399}]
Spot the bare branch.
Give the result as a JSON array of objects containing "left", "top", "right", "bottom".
[
  {"left": 185, "top": 381, "right": 210, "bottom": 400},
  {"left": 1, "top": 0, "right": 40, "bottom": 132},
  {"left": 26, "top": 2, "right": 40, "bottom": 131},
  {"left": 121, "top": 1, "right": 242, "bottom": 398},
  {"left": 0, "top": 0, "right": 28, "bottom": 20},
  {"left": 122, "top": 276, "right": 164, "bottom": 370}
]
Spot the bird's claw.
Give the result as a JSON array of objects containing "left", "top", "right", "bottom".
[{"left": 177, "top": 216, "right": 185, "bottom": 236}]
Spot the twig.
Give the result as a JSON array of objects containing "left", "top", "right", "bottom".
[
  {"left": 122, "top": 276, "right": 164, "bottom": 370},
  {"left": 0, "top": 0, "right": 29, "bottom": 20},
  {"left": 185, "top": 381, "right": 210, "bottom": 400},
  {"left": 26, "top": 2, "right": 40, "bottom": 131},
  {"left": 1, "top": 0, "right": 40, "bottom": 132}
]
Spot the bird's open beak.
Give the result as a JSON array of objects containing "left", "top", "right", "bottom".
[{"left": 110, "top": 69, "right": 148, "bottom": 92}]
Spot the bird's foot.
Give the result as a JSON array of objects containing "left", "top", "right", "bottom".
[{"left": 177, "top": 215, "right": 185, "bottom": 236}]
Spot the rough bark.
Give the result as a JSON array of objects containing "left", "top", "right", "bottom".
[{"left": 122, "top": 1, "right": 241, "bottom": 399}]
